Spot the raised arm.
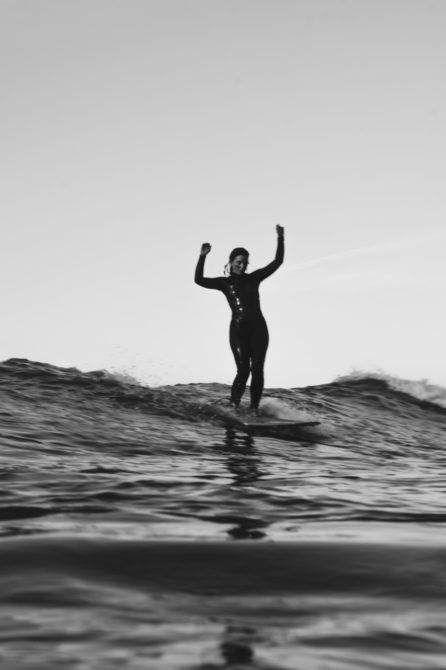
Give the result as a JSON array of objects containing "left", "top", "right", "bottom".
[
  {"left": 194, "top": 243, "right": 224, "bottom": 289},
  {"left": 251, "top": 225, "right": 285, "bottom": 282}
]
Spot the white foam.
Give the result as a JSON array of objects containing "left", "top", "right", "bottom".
[{"left": 260, "top": 397, "right": 316, "bottom": 422}]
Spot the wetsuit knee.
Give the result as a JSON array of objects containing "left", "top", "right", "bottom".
[
  {"left": 237, "top": 361, "right": 250, "bottom": 381},
  {"left": 251, "top": 359, "right": 263, "bottom": 375}
]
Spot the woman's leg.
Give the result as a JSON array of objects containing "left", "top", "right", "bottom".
[
  {"left": 249, "top": 318, "right": 269, "bottom": 410},
  {"left": 229, "top": 319, "right": 251, "bottom": 407}
]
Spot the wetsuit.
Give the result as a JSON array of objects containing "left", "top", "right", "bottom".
[{"left": 194, "top": 236, "right": 284, "bottom": 409}]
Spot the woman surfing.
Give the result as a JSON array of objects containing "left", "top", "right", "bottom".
[{"left": 194, "top": 225, "right": 284, "bottom": 414}]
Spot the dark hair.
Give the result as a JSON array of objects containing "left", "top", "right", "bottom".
[
  {"left": 224, "top": 247, "right": 250, "bottom": 276},
  {"left": 229, "top": 247, "right": 249, "bottom": 262}
]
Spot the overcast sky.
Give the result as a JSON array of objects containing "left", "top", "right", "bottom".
[{"left": 1, "top": 0, "right": 445, "bottom": 388}]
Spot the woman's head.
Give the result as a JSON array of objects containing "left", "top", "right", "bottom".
[{"left": 228, "top": 247, "right": 249, "bottom": 275}]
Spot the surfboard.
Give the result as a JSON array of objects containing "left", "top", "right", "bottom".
[
  {"left": 206, "top": 402, "right": 320, "bottom": 436},
  {"left": 236, "top": 418, "right": 320, "bottom": 429},
  {"left": 232, "top": 417, "right": 320, "bottom": 437}
]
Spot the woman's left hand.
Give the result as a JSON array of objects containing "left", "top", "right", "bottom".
[{"left": 276, "top": 224, "right": 284, "bottom": 238}]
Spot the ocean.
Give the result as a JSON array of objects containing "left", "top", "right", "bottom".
[{"left": 1, "top": 357, "right": 446, "bottom": 669}]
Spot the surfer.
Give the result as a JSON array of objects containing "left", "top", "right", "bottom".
[{"left": 195, "top": 225, "right": 285, "bottom": 414}]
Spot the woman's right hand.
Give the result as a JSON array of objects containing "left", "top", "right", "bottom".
[{"left": 200, "top": 243, "right": 212, "bottom": 256}]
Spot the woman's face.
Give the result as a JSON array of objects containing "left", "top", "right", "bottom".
[{"left": 231, "top": 255, "right": 249, "bottom": 275}]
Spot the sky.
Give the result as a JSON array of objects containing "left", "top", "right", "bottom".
[{"left": 1, "top": 0, "right": 445, "bottom": 389}]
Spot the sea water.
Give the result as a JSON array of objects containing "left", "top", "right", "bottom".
[{"left": 1, "top": 358, "right": 446, "bottom": 669}]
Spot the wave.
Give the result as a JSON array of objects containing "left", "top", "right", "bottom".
[
  {"left": 2, "top": 534, "right": 446, "bottom": 599},
  {"left": 2, "top": 358, "right": 446, "bottom": 425},
  {"left": 3, "top": 533, "right": 446, "bottom": 668},
  {"left": 335, "top": 370, "right": 446, "bottom": 410}
]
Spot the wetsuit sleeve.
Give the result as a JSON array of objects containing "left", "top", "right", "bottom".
[
  {"left": 250, "top": 235, "right": 284, "bottom": 282},
  {"left": 194, "top": 254, "right": 224, "bottom": 289}
]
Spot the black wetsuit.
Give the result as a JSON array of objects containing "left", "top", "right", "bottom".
[{"left": 194, "top": 236, "right": 284, "bottom": 409}]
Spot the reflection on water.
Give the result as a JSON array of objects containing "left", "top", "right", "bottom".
[
  {"left": 223, "top": 429, "right": 260, "bottom": 484},
  {"left": 222, "top": 429, "right": 268, "bottom": 540},
  {"left": 220, "top": 624, "right": 256, "bottom": 667},
  {"left": 227, "top": 522, "right": 267, "bottom": 540}
]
